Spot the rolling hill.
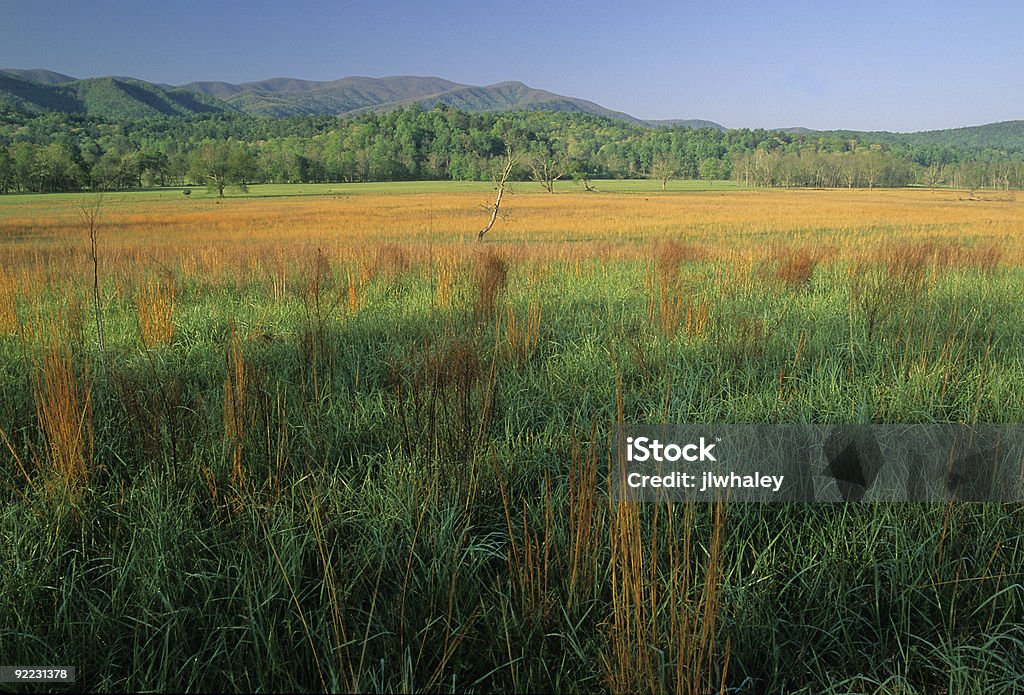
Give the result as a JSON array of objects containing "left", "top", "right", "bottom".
[
  {"left": 0, "top": 68, "right": 78, "bottom": 85},
  {"left": 825, "top": 121, "right": 1024, "bottom": 152},
  {"left": 645, "top": 118, "right": 726, "bottom": 130},
  {"left": 0, "top": 73, "right": 230, "bottom": 119}
]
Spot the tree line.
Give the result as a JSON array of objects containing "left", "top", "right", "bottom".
[{"left": 2, "top": 103, "right": 1024, "bottom": 194}]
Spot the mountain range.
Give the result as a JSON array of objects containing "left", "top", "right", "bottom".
[
  {"left": 2, "top": 68, "right": 1024, "bottom": 150},
  {"left": 0, "top": 68, "right": 717, "bottom": 128}
]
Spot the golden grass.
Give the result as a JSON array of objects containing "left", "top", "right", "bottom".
[
  {"left": 1, "top": 189, "right": 1020, "bottom": 290},
  {"left": 772, "top": 246, "right": 819, "bottom": 287},
  {"left": 134, "top": 275, "right": 175, "bottom": 347},
  {"left": 497, "top": 301, "right": 542, "bottom": 364},
  {"left": 346, "top": 269, "right": 363, "bottom": 314},
  {"left": 32, "top": 342, "right": 92, "bottom": 500},
  {"left": 0, "top": 268, "right": 18, "bottom": 335},
  {"left": 434, "top": 257, "right": 459, "bottom": 308},
  {"left": 602, "top": 383, "right": 729, "bottom": 694},
  {"left": 605, "top": 495, "right": 729, "bottom": 694},
  {"left": 648, "top": 280, "right": 712, "bottom": 338}
]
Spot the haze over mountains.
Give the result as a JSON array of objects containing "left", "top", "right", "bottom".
[{"left": 2, "top": 68, "right": 1024, "bottom": 149}]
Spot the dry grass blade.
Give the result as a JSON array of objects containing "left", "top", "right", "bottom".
[
  {"left": 32, "top": 341, "right": 92, "bottom": 500},
  {"left": 774, "top": 247, "right": 818, "bottom": 287},
  {"left": 498, "top": 302, "right": 542, "bottom": 364},
  {"left": 0, "top": 269, "right": 18, "bottom": 335},
  {"left": 435, "top": 256, "right": 458, "bottom": 308},
  {"left": 135, "top": 276, "right": 176, "bottom": 347}
]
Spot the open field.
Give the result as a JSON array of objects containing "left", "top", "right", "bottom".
[{"left": 2, "top": 183, "right": 1024, "bottom": 692}]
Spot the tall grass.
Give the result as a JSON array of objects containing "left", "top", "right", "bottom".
[
  {"left": 223, "top": 325, "right": 249, "bottom": 513},
  {"left": 475, "top": 248, "right": 508, "bottom": 317},
  {"left": 0, "top": 269, "right": 18, "bottom": 335},
  {"left": 134, "top": 275, "right": 175, "bottom": 347},
  {"left": 2, "top": 186, "right": 1024, "bottom": 692},
  {"left": 498, "top": 302, "right": 542, "bottom": 365},
  {"left": 31, "top": 341, "right": 92, "bottom": 501}
]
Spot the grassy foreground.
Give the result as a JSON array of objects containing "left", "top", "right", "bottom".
[{"left": 2, "top": 184, "right": 1024, "bottom": 692}]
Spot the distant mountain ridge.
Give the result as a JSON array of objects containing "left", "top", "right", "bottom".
[
  {"left": 0, "top": 68, "right": 78, "bottom": 85},
  {"left": 181, "top": 75, "right": 655, "bottom": 124},
  {"left": 0, "top": 68, "right": 720, "bottom": 127},
  {"left": 343, "top": 80, "right": 651, "bottom": 124},
  {"left": 0, "top": 72, "right": 230, "bottom": 118},
  {"left": 181, "top": 75, "right": 465, "bottom": 109},
  {"left": 645, "top": 118, "right": 726, "bottom": 130},
  {"left": 2, "top": 68, "right": 1023, "bottom": 149}
]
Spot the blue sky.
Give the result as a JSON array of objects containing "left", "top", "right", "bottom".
[{"left": 1, "top": 0, "right": 1021, "bottom": 131}]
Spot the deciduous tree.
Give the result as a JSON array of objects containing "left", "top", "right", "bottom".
[
  {"left": 189, "top": 141, "right": 257, "bottom": 196},
  {"left": 649, "top": 153, "right": 679, "bottom": 190}
]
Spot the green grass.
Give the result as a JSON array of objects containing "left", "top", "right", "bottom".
[
  {"left": 1, "top": 251, "right": 1023, "bottom": 692},
  {"left": 0, "top": 178, "right": 741, "bottom": 212}
]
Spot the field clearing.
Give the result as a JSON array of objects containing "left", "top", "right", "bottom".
[
  {"left": 1, "top": 184, "right": 1020, "bottom": 264},
  {"left": 2, "top": 183, "right": 1024, "bottom": 692}
]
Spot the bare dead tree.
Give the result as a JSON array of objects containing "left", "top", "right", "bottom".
[
  {"left": 527, "top": 151, "right": 565, "bottom": 193},
  {"left": 478, "top": 147, "right": 517, "bottom": 242},
  {"left": 82, "top": 194, "right": 108, "bottom": 374}
]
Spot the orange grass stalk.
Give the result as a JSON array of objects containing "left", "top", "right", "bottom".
[
  {"left": 605, "top": 379, "right": 729, "bottom": 693},
  {"left": 647, "top": 273, "right": 711, "bottom": 338},
  {"left": 33, "top": 342, "right": 92, "bottom": 500},
  {"left": 135, "top": 276, "right": 176, "bottom": 347},
  {"left": 271, "top": 264, "right": 288, "bottom": 302},
  {"left": 435, "top": 258, "right": 458, "bottom": 308},
  {"left": 497, "top": 466, "right": 553, "bottom": 623},
  {"left": 498, "top": 302, "right": 542, "bottom": 364},
  {"left": 0, "top": 269, "right": 18, "bottom": 335},
  {"left": 346, "top": 269, "right": 362, "bottom": 314},
  {"left": 774, "top": 247, "right": 818, "bottom": 287}
]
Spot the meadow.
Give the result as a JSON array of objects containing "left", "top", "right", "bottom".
[{"left": 1, "top": 181, "right": 1023, "bottom": 693}]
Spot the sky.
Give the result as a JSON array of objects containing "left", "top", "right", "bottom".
[{"left": 1, "top": 0, "right": 1022, "bottom": 132}]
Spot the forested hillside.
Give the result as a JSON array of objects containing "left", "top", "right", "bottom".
[
  {"left": 0, "top": 73, "right": 229, "bottom": 119},
  {"left": 2, "top": 101, "right": 1024, "bottom": 194},
  {"left": 0, "top": 71, "right": 654, "bottom": 123},
  {"left": 829, "top": 121, "right": 1024, "bottom": 154}
]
